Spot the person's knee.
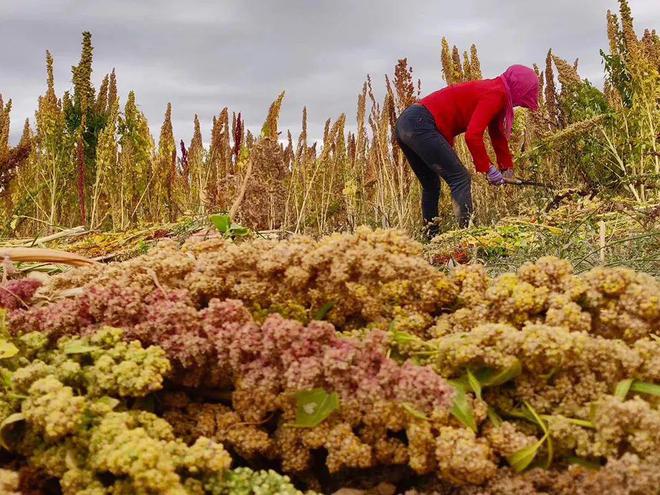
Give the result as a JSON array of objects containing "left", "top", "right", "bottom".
[
  {"left": 451, "top": 169, "right": 471, "bottom": 191},
  {"left": 395, "top": 115, "right": 417, "bottom": 145},
  {"left": 421, "top": 181, "right": 440, "bottom": 196}
]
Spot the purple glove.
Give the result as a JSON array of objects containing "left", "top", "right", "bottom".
[{"left": 486, "top": 165, "right": 505, "bottom": 186}]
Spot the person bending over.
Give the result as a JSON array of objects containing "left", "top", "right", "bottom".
[{"left": 395, "top": 64, "right": 539, "bottom": 239}]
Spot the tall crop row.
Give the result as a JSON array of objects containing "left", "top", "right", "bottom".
[{"left": 0, "top": 0, "right": 657, "bottom": 239}]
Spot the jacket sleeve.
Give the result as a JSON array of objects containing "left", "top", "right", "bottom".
[
  {"left": 488, "top": 120, "right": 514, "bottom": 170},
  {"left": 464, "top": 93, "right": 505, "bottom": 173}
]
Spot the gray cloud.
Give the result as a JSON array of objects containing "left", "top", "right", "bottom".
[{"left": 1, "top": 0, "right": 657, "bottom": 145}]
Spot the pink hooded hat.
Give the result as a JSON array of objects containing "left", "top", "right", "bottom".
[{"left": 499, "top": 65, "right": 539, "bottom": 137}]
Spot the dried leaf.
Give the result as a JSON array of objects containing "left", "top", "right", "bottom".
[
  {"left": 0, "top": 247, "right": 97, "bottom": 267},
  {"left": 59, "top": 287, "right": 85, "bottom": 298},
  {"left": 25, "top": 271, "right": 50, "bottom": 284}
]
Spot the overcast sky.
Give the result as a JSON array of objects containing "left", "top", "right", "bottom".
[{"left": 1, "top": 0, "right": 658, "bottom": 145}]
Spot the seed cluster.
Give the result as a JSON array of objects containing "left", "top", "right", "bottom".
[
  {"left": 0, "top": 328, "right": 308, "bottom": 495},
  {"left": 1, "top": 229, "right": 658, "bottom": 493}
]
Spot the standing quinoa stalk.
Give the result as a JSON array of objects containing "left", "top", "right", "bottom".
[{"left": 75, "top": 134, "right": 86, "bottom": 225}]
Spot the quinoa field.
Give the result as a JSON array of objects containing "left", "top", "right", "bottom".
[{"left": 0, "top": 1, "right": 658, "bottom": 494}]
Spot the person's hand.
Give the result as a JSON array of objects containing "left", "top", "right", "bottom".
[
  {"left": 502, "top": 168, "right": 523, "bottom": 184},
  {"left": 486, "top": 165, "right": 505, "bottom": 186}
]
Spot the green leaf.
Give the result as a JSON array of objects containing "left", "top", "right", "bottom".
[
  {"left": 466, "top": 369, "right": 482, "bottom": 401},
  {"left": 65, "top": 448, "right": 78, "bottom": 470},
  {"left": 476, "top": 358, "right": 522, "bottom": 387},
  {"left": 630, "top": 381, "right": 660, "bottom": 397},
  {"left": 63, "top": 341, "right": 98, "bottom": 355},
  {"left": 209, "top": 214, "right": 231, "bottom": 234},
  {"left": 97, "top": 397, "right": 120, "bottom": 410},
  {"left": 389, "top": 330, "right": 418, "bottom": 346},
  {"left": 524, "top": 401, "right": 548, "bottom": 435},
  {"left": 132, "top": 395, "right": 156, "bottom": 412},
  {"left": 401, "top": 402, "right": 428, "bottom": 420},
  {"left": 614, "top": 378, "right": 634, "bottom": 400},
  {"left": 291, "top": 388, "right": 339, "bottom": 428},
  {"left": 313, "top": 302, "right": 335, "bottom": 321},
  {"left": 0, "top": 310, "right": 8, "bottom": 338},
  {"left": 523, "top": 401, "right": 553, "bottom": 469},
  {"left": 448, "top": 381, "right": 477, "bottom": 432},
  {"left": 0, "top": 340, "right": 19, "bottom": 360},
  {"left": 566, "top": 456, "right": 602, "bottom": 470},
  {"left": 545, "top": 434, "right": 554, "bottom": 469},
  {"left": 539, "top": 365, "right": 561, "bottom": 382},
  {"left": 0, "top": 412, "right": 25, "bottom": 451},
  {"left": 507, "top": 436, "right": 546, "bottom": 472},
  {"left": 503, "top": 406, "right": 536, "bottom": 423},
  {"left": 487, "top": 406, "right": 503, "bottom": 427},
  {"left": 0, "top": 369, "right": 12, "bottom": 389},
  {"left": 551, "top": 416, "right": 594, "bottom": 429},
  {"left": 5, "top": 393, "right": 27, "bottom": 400},
  {"left": 229, "top": 224, "right": 250, "bottom": 237}
]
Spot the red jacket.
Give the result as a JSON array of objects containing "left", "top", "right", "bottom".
[{"left": 419, "top": 78, "right": 513, "bottom": 173}]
